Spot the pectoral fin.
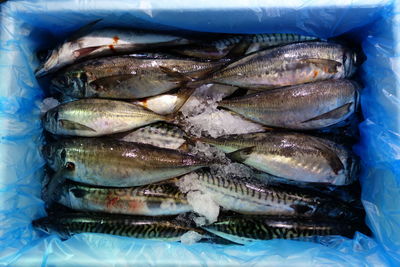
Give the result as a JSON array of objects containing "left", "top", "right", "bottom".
[
  {"left": 313, "top": 143, "right": 344, "bottom": 175},
  {"left": 73, "top": 46, "right": 104, "bottom": 58},
  {"left": 227, "top": 146, "right": 256, "bottom": 162},
  {"left": 302, "top": 103, "right": 353, "bottom": 124},
  {"left": 300, "top": 58, "right": 342, "bottom": 73},
  {"left": 60, "top": 120, "right": 96, "bottom": 132},
  {"left": 159, "top": 66, "right": 194, "bottom": 83}
]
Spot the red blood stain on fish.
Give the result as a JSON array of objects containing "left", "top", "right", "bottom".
[
  {"left": 108, "top": 44, "right": 116, "bottom": 52},
  {"left": 313, "top": 70, "right": 319, "bottom": 78},
  {"left": 106, "top": 196, "right": 120, "bottom": 208},
  {"left": 113, "top": 36, "right": 119, "bottom": 44}
]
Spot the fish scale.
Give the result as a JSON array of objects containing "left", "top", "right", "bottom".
[
  {"left": 197, "top": 132, "right": 357, "bottom": 185},
  {"left": 203, "top": 216, "right": 355, "bottom": 244},
  {"left": 43, "top": 138, "right": 209, "bottom": 187},
  {"left": 190, "top": 170, "right": 357, "bottom": 220},
  {"left": 50, "top": 54, "right": 225, "bottom": 99},
  {"left": 204, "top": 42, "right": 357, "bottom": 89},
  {"left": 33, "top": 213, "right": 200, "bottom": 240},
  {"left": 57, "top": 181, "right": 191, "bottom": 216}
]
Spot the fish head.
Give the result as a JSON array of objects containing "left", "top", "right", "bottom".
[
  {"left": 32, "top": 217, "right": 54, "bottom": 235},
  {"left": 33, "top": 216, "right": 70, "bottom": 239},
  {"left": 42, "top": 140, "right": 68, "bottom": 171},
  {"left": 35, "top": 49, "right": 59, "bottom": 77},
  {"left": 42, "top": 107, "right": 61, "bottom": 135},
  {"left": 51, "top": 70, "right": 87, "bottom": 98},
  {"left": 344, "top": 50, "right": 358, "bottom": 77}
]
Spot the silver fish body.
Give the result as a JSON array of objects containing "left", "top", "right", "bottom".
[
  {"left": 50, "top": 54, "right": 226, "bottom": 99},
  {"left": 36, "top": 28, "right": 192, "bottom": 76},
  {"left": 42, "top": 138, "right": 209, "bottom": 187},
  {"left": 219, "top": 79, "right": 359, "bottom": 130},
  {"left": 204, "top": 42, "right": 357, "bottom": 89},
  {"left": 113, "top": 122, "right": 188, "bottom": 150},
  {"left": 33, "top": 212, "right": 203, "bottom": 241},
  {"left": 189, "top": 170, "right": 357, "bottom": 219},
  {"left": 43, "top": 99, "right": 171, "bottom": 137},
  {"left": 198, "top": 132, "right": 357, "bottom": 185},
  {"left": 58, "top": 181, "right": 192, "bottom": 216},
  {"left": 203, "top": 216, "right": 356, "bottom": 244}
]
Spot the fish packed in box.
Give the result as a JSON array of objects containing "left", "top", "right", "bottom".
[{"left": 34, "top": 22, "right": 367, "bottom": 245}]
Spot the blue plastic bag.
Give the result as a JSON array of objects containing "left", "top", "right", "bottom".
[{"left": 1, "top": 0, "right": 399, "bottom": 266}]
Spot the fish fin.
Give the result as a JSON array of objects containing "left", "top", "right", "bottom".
[
  {"left": 59, "top": 119, "right": 97, "bottom": 132},
  {"left": 300, "top": 58, "right": 342, "bottom": 73},
  {"left": 67, "top": 19, "right": 102, "bottom": 41},
  {"left": 290, "top": 204, "right": 313, "bottom": 215},
  {"left": 313, "top": 142, "right": 344, "bottom": 175},
  {"left": 159, "top": 66, "right": 194, "bottom": 83},
  {"left": 302, "top": 103, "right": 353, "bottom": 124},
  {"left": 177, "top": 142, "right": 190, "bottom": 152},
  {"left": 70, "top": 188, "right": 88, "bottom": 198},
  {"left": 227, "top": 146, "right": 256, "bottom": 162},
  {"left": 173, "top": 87, "right": 196, "bottom": 113},
  {"left": 73, "top": 46, "right": 104, "bottom": 58}
]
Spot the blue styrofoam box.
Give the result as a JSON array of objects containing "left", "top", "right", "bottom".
[{"left": 0, "top": 0, "right": 399, "bottom": 266}]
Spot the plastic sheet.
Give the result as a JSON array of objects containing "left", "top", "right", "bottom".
[{"left": 1, "top": 0, "right": 399, "bottom": 266}]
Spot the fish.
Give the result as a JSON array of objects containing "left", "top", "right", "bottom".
[
  {"left": 172, "top": 33, "right": 320, "bottom": 59},
  {"left": 196, "top": 132, "right": 358, "bottom": 185},
  {"left": 189, "top": 170, "right": 359, "bottom": 220},
  {"left": 195, "top": 42, "right": 357, "bottom": 89},
  {"left": 242, "top": 33, "right": 322, "bottom": 55},
  {"left": 132, "top": 87, "right": 195, "bottom": 115},
  {"left": 33, "top": 212, "right": 203, "bottom": 241},
  {"left": 111, "top": 122, "right": 189, "bottom": 150},
  {"left": 42, "top": 138, "right": 209, "bottom": 187},
  {"left": 218, "top": 79, "right": 360, "bottom": 130},
  {"left": 253, "top": 172, "right": 361, "bottom": 206},
  {"left": 57, "top": 180, "right": 192, "bottom": 216},
  {"left": 50, "top": 54, "right": 227, "bottom": 100},
  {"left": 35, "top": 28, "right": 192, "bottom": 76},
  {"left": 42, "top": 98, "right": 174, "bottom": 137},
  {"left": 203, "top": 216, "right": 356, "bottom": 244}
]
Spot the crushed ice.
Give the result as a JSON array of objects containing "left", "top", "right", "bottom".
[
  {"left": 180, "top": 231, "right": 203, "bottom": 245},
  {"left": 180, "top": 84, "right": 264, "bottom": 138}
]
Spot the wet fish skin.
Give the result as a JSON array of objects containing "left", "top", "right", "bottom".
[
  {"left": 33, "top": 212, "right": 203, "bottom": 241},
  {"left": 57, "top": 181, "right": 191, "bottom": 216},
  {"left": 197, "top": 132, "right": 356, "bottom": 185},
  {"left": 218, "top": 79, "right": 360, "bottom": 130},
  {"left": 43, "top": 99, "right": 170, "bottom": 137},
  {"left": 51, "top": 54, "right": 226, "bottom": 100},
  {"left": 173, "top": 33, "right": 320, "bottom": 59},
  {"left": 36, "top": 28, "right": 192, "bottom": 76},
  {"left": 203, "top": 42, "right": 357, "bottom": 89},
  {"left": 190, "top": 170, "right": 358, "bottom": 220},
  {"left": 243, "top": 33, "right": 321, "bottom": 55},
  {"left": 112, "top": 122, "right": 188, "bottom": 150},
  {"left": 203, "top": 216, "right": 356, "bottom": 244},
  {"left": 42, "top": 138, "right": 209, "bottom": 187}
]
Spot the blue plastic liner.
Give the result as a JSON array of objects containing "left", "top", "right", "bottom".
[{"left": 1, "top": 1, "right": 399, "bottom": 266}]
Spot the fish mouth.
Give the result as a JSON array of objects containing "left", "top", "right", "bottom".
[{"left": 35, "top": 64, "right": 47, "bottom": 77}]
